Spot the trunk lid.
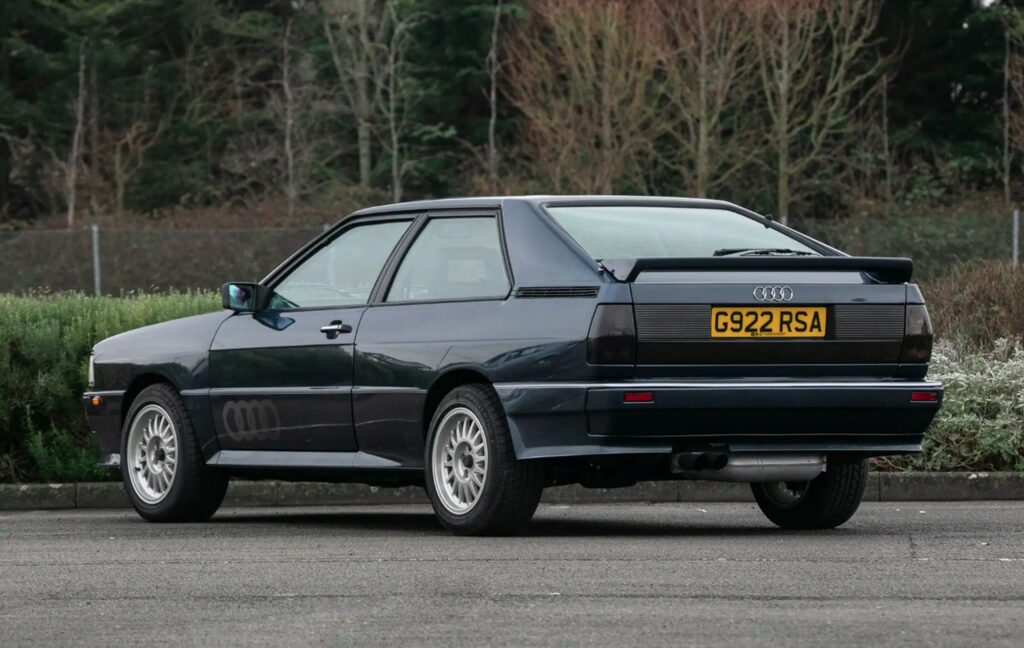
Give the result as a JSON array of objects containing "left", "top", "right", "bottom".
[{"left": 606, "top": 257, "right": 914, "bottom": 378}]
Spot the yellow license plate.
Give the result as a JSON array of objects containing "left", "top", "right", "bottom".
[{"left": 711, "top": 307, "right": 826, "bottom": 338}]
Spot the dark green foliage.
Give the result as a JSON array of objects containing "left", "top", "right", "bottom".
[
  {"left": 25, "top": 418, "right": 108, "bottom": 482},
  {"left": 0, "top": 292, "right": 219, "bottom": 481},
  {"left": 880, "top": 1, "right": 1006, "bottom": 165}
]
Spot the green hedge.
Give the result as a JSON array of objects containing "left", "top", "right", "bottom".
[
  {"left": 1, "top": 292, "right": 1022, "bottom": 482},
  {"left": 0, "top": 293, "right": 219, "bottom": 482}
]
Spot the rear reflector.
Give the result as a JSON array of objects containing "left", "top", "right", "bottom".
[
  {"left": 910, "top": 392, "right": 938, "bottom": 402},
  {"left": 624, "top": 392, "right": 653, "bottom": 403}
]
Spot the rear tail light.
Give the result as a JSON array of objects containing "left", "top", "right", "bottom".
[
  {"left": 623, "top": 391, "right": 653, "bottom": 403},
  {"left": 901, "top": 304, "right": 933, "bottom": 363},
  {"left": 587, "top": 304, "right": 636, "bottom": 365}
]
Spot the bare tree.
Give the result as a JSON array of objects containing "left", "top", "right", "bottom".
[
  {"left": 108, "top": 117, "right": 165, "bottom": 219},
  {"left": 751, "top": 0, "right": 885, "bottom": 223},
  {"left": 659, "top": 0, "right": 759, "bottom": 198},
  {"left": 65, "top": 41, "right": 87, "bottom": 227},
  {"left": 377, "top": 3, "right": 423, "bottom": 203},
  {"left": 323, "top": 0, "right": 391, "bottom": 188},
  {"left": 485, "top": 0, "right": 503, "bottom": 191},
  {"left": 506, "top": 0, "right": 662, "bottom": 194}
]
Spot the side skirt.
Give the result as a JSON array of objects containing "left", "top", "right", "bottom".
[
  {"left": 207, "top": 450, "right": 421, "bottom": 472},
  {"left": 206, "top": 450, "right": 423, "bottom": 486}
]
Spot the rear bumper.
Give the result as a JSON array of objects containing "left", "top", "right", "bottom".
[{"left": 495, "top": 380, "right": 943, "bottom": 460}]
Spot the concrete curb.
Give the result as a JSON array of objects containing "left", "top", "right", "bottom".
[{"left": 1, "top": 472, "right": 1022, "bottom": 510}]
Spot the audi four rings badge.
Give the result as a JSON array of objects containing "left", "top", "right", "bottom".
[
  {"left": 221, "top": 399, "right": 282, "bottom": 442},
  {"left": 752, "top": 286, "right": 794, "bottom": 302}
]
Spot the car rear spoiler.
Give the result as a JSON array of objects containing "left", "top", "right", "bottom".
[{"left": 599, "top": 256, "right": 914, "bottom": 284}]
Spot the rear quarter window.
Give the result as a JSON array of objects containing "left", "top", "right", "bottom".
[{"left": 386, "top": 216, "right": 510, "bottom": 302}]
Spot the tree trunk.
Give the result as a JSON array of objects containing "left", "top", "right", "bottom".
[
  {"left": 113, "top": 147, "right": 125, "bottom": 220},
  {"left": 283, "top": 19, "right": 296, "bottom": 219},
  {"left": 694, "top": 0, "right": 709, "bottom": 198},
  {"left": 599, "top": 17, "right": 614, "bottom": 195},
  {"left": 66, "top": 43, "right": 88, "bottom": 228},
  {"left": 777, "top": 155, "right": 789, "bottom": 225},
  {"left": 486, "top": 0, "right": 502, "bottom": 192},
  {"left": 389, "top": 61, "right": 402, "bottom": 203},
  {"left": 88, "top": 52, "right": 99, "bottom": 210},
  {"left": 1005, "top": 31, "right": 1012, "bottom": 208},
  {"left": 882, "top": 73, "right": 892, "bottom": 204},
  {"left": 0, "top": 138, "right": 9, "bottom": 220},
  {"left": 0, "top": 1, "right": 11, "bottom": 218},
  {"left": 356, "top": 0, "right": 372, "bottom": 187},
  {"left": 390, "top": 118, "right": 401, "bottom": 202},
  {"left": 776, "top": 17, "right": 791, "bottom": 225}
]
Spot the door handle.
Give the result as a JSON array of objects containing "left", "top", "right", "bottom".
[{"left": 320, "top": 320, "right": 352, "bottom": 338}]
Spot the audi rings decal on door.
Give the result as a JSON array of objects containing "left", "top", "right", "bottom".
[
  {"left": 221, "top": 399, "right": 282, "bottom": 442},
  {"left": 752, "top": 286, "right": 794, "bottom": 302}
]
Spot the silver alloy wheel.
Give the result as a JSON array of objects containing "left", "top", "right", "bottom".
[
  {"left": 126, "top": 404, "right": 179, "bottom": 504},
  {"left": 761, "top": 481, "right": 808, "bottom": 509},
  {"left": 431, "top": 407, "right": 489, "bottom": 515}
]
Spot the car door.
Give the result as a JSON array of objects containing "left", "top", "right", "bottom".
[
  {"left": 352, "top": 213, "right": 513, "bottom": 465},
  {"left": 209, "top": 216, "right": 414, "bottom": 452}
]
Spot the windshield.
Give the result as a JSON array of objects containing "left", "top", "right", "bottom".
[{"left": 545, "top": 206, "right": 817, "bottom": 259}]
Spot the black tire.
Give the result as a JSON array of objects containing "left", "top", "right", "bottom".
[
  {"left": 424, "top": 384, "right": 545, "bottom": 536},
  {"left": 751, "top": 458, "right": 869, "bottom": 530},
  {"left": 120, "top": 384, "right": 228, "bottom": 522}
]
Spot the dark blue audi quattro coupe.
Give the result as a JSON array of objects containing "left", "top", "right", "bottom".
[{"left": 83, "top": 197, "right": 942, "bottom": 534}]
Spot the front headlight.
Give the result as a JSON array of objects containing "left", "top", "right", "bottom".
[{"left": 88, "top": 353, "right": 96, "bottom": 388}]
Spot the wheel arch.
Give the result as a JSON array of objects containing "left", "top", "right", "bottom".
[
  {"left": 422, "top": 368, "right": 495, "bottom": 437},
  {"left": 121, "top": 373, "right": 176, "bottom": 431}
]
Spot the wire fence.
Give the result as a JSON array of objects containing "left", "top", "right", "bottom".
[
  {"left": 0, "top": 226, "right": 323, "bottom": 295},
  {"left": 0, "top": 211, "right": 1020, "bottom": 295}
]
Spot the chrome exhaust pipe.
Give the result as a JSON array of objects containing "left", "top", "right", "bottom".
[{"left": 672, "top": 452, "right": 825, "bottom": 483}]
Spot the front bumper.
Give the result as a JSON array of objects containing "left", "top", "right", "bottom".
[
  {"left": 495, "top": 380, "right": 943, "bottom": 460},
  {"left": 82, "top": 390, "right": 126, "bottom": 457}
]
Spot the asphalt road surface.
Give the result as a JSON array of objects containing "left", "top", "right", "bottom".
[{"left": 1, "top": 501, "right": 1022, "bottom": 647}]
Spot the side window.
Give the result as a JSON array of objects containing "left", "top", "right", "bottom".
[
  {"left": 386, "top": 217, "right": 510, "bottom": 302},
  {"left": 272, "top": 220, "right": 410, "bottom": 309}
]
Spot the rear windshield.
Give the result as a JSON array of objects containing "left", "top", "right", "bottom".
[{"left": 546, "top": 206, "right": 817, "bottom": 259}]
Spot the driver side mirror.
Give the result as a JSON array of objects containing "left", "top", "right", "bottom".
[{"left": 221, "top": 282, "right": 271, "bottom": 312}]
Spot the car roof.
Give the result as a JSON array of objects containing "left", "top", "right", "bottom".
[{"left": 349, "top": 195, "right": 750, "bottom": 217}]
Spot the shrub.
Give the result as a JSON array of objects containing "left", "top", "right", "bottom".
[
  {"left": 877, "top": 339, "right": 1024, "bottom": 472},
  {"left": 0, "top": 292, "right": 219, "bottom": 481},
  {"left": 24, "top": 419, "right": 108, "bottom": 482},
  {"left": 792, "top": 201, "right": 1016, "bottom": 281},
  {"left": 921, "top": 262, "right": 1024, "bottom": 349}
]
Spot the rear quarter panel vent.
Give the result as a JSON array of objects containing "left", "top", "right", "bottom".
[{"left": 515, "top": 286, "right": 600, "bottom": 298}]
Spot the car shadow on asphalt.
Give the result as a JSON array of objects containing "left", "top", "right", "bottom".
[{"left": 210, "top": 509, "right": 855, "bottom": 538}]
